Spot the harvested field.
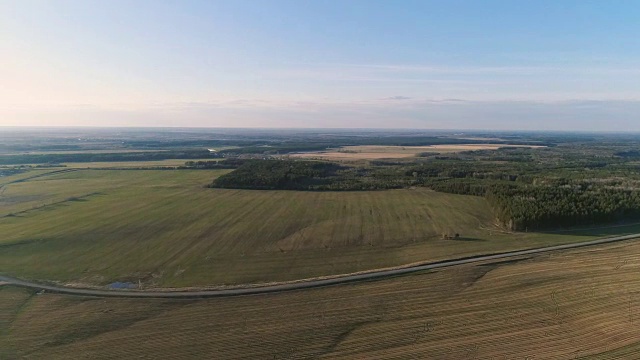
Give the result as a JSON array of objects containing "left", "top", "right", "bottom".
[
  {"left": 293, "top": 144, "right": 545, "bottom": 160},
  {"left": 3, "top": 240, "right": 640, "bottom": 359}
]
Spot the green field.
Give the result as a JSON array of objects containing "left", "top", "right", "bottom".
[
  {"left": 3, "top": 240, "right": 640, "bottom": 359},
  {"left": 1, "top": 168, "right": 637, "bottom": 288}
]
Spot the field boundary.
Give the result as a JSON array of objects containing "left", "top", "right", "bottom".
[
  {"left": 2, "top": 233, "right": 640, "bottom": 299},
  {"left": 1, "top": 168, "right": 78, "bottom": 185}
]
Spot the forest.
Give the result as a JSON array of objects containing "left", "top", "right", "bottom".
[{"left": 210, "top": 160, "right": 406, "bottom": 190}]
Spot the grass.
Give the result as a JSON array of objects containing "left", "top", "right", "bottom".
[
  {"left": 3, "top": 240, "right": 640, "bottom": 358},
  {"left": 1, "top": 168, "right": 638, "bottom": 288}
]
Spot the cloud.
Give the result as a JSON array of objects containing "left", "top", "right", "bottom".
[{"left": 382, "top": 96, "right": 412, "bottom": 101}]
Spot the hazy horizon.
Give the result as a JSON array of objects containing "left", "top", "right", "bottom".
[{"left": 2, "top": 1, "right": 640, "bottom": 131}]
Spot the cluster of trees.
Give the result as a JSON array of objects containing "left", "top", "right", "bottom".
[{"left": 406, "top": 163, "right": 528, "bottom": 183}]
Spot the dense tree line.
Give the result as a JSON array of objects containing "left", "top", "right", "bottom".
[
  {"left": 486, "top": 184, "right": 640, "bottom": 231},
  {"left": 211, "top": 160, "right": 343, "bottom": 190},
  {"left": 183, "top": 159, "right": 245, "bottom": 169}
]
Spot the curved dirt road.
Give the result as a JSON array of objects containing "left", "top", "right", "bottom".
[{"left": 2, "top": 233, "right": 639, "bottom": 299}]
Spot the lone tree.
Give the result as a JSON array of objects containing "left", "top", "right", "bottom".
[{"left": 441, "top": 232, "right": 461, "bottom": 240}]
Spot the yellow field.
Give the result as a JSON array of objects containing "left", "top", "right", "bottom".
[
  {"left": 3, "top": 240, "right": 640, "bottom": 358},
  {"left": 292, "top": 144, "right": 545, "bottom": 160}
]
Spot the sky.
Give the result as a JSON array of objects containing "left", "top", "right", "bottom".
[{"left": 1, "top": 0, "right": 640, "bottom": 130}]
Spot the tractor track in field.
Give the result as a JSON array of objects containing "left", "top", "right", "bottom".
[{"left": 2, "top": 233, "right": 640, "bottom": 299}]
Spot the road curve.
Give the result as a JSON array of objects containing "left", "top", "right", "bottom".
[{"left": 2, "top": 233, "right": 640, "bottom": 299}]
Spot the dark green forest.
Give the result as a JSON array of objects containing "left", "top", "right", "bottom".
[{"left": 210, "top": 160, "right": 406, "bottom": 190}]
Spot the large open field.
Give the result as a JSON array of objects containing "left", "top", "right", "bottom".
[
  {"left": 2, "top": 168, "right": 638, "bottom": 288},
  {"left": 3, "top": 240, "right": 640, "bottom": 358}
]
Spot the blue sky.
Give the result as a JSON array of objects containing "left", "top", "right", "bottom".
[{"left": 1, "top": 0, "right": 640, "bottom": 130}]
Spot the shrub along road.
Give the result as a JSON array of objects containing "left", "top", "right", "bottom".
[{"left": 2, "top": 233, "right": 640, "bottom": 299}]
